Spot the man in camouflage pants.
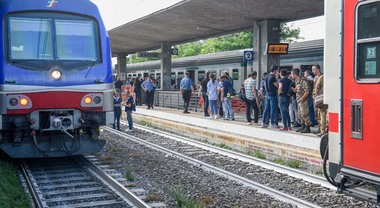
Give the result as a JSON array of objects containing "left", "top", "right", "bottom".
[
  {"left": 312, "top": 64, "right": 327, "bottom": 136},
  {"left": 291, "top": 68, "right": 311, "bottom": 133}
]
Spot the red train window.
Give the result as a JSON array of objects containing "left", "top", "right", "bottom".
[{"left": 356, "top": 2, "right": 380, "bottom": 82}]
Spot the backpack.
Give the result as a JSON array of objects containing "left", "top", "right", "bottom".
[
  {"left": 227, "top": 81, "right": 236, "bottom": 96},
  {"left": 305, "top": 79, "right": 313, "bottom": 94},
  {"left": 239, "top": 87, "right": 246, "bottom": 102},
  {"left": 132, "top": 100, "right": 136, "bottom": 112},
  {"left": 125, "top": 96, "right": 136, "bottom": 112}
]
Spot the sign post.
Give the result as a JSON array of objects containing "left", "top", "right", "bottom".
[{"left": 243, "top": 51, "right": 254, "bottom": 62}]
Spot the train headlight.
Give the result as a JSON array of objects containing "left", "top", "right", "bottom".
[
  {"left": 19, "top": 98, "right": 29, "bottom": 106},
  {"left": 93, "top": 96, "right": 101, "bottom": 104},
  {"left": 9, "top": 98, "right": 18, "bottom": 106},
  {"left": 84, "top": 96, "right": 92, "bottom": 104},
  {"left": 51, "top": 70, "right": 62, "bottom": 80},
  {"left": 80, "top": 94, "right": 104, "bottom": 107}
]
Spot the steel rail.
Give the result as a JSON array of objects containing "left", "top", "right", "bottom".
[
  {"left": 20, "top": 160, "right": 44, "bottom": 208},
  {"left": 133, "top": 123, "right": 336, "bottom": 190},
  {"left": 80, "top": 155, "right": 151, "bottom": 208},
  {"left": 104, "top": 126, "right": 321, "bottom": 208}
]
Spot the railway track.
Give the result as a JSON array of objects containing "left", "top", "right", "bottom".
[
  {"left": 20, "top": 156, "right": 150, "bottom": 208},
  {"left": 134, "top": 123, "right": 335, "bottom": 190},
  {"left": 104, "top": 125, "right": 321, "bottom": 208}
]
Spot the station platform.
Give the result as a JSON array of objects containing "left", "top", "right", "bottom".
[{"left": 131, "top": 106, "right": 323, "bottom": 167}]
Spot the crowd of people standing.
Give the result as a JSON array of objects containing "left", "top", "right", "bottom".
[
  {"left": 114, "top": 64, "right": 328, "bottom": 137},
  {"left": 253, "top": 64, "right": 327, "bottom": 136},
  {"left": 179, "top": 63, "right": 328, "bottom": 137}
]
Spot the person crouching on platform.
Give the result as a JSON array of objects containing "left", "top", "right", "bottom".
[
  {"left": 124, "top": 91, "right": 134, "bottom": 132},
  {"left": 180, "top": 71, "right": 195, "bottom": 113},
  {"left": 113, "top": 92, "right": 122, "bottom": 130}
]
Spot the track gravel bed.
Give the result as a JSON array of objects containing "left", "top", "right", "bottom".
[
  {"left": 100, "top": 129, "right": 296, "bottom": 207},
  {"left": 101, "top": 126, "right": 375, "bottom": 208}
]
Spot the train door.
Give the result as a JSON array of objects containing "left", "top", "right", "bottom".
[
  {"left": 188, "top": 71, "right": 195, "bottom": 83},
  {"left": 231, "top": 68, "right": 239, "bottom": 90},
  {"left": 342, "top": 0, "right": 380, "bottom": 178},
  {"left": 171, "top": 72, "right": 176, "bottom": 87},
  {"left": 197, "top": 70, "right": 205, "bottom": 82},
  {"left": 143, "top": 72, "right": 149, "bottom": 79}
]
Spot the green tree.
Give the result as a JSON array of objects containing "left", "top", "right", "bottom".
[
  {"left": 280, "top": 23, "right": 304, "bottom": 43},
  {"left": 174, "top": 23, "right": 301, "bottom": 58}
]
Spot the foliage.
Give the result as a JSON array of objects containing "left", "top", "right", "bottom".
[
  {"left": 286, "top": 159, "right": 302, "bottom": 169},
  {"left": 124, "top": 168, "right": 135, "bottom": 181},
  {"left": 168, "top": 188, "right": 204, "bottom": 208},
  {"left": 144, "top": 194, "right": 163, "bottom": 202},
  {"left": 216, "top": 143, "right": 233, "bottom": 150},
  {"left": 0, "top": 161, "right": 30, "bottom": 208},
  {"left": 273, "top": 158, "right": 286, "bottom": 165},
  {"left": 254, "top": 150, "right": 266, "bottom": 159},
  {"left": 280, "top": 23, "right": 304, "bottom": 43}
]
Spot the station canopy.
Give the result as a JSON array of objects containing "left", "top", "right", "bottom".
[{"left": 109, "top": 0, "right": 324, "bottom": 55}]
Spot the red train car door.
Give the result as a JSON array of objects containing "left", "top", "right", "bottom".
[{"left": 342, "top": 0, "right": 380, "bottom": 176}]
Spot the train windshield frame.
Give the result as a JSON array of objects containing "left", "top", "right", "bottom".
[
  {"left": 6, "top": 13, "right": 101, "bottom": 70},
  {"left": 355, "top": 1, "right": 380, "bottom": 83}
]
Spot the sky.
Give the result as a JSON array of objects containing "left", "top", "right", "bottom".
[{"left": 90, "top": 0, "right": 325, "bottom": 41}]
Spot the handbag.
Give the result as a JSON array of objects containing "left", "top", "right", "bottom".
[{"left": 314, "top": 93, "right": 327, "bottom": 109}]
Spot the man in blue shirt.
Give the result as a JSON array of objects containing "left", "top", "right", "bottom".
[
  {"left": 180, "top": 72, "right": 194, "bottom": 113},
  {"left": 263, "top": 65, "right": 279, "bottom": 128},
  {"left": 141, "top": 76, "right": 156, "bottom": 109}
]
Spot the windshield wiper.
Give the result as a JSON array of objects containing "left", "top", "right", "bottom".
[{"left": 85, "top": 60, "right": 98, "bottom": 78}]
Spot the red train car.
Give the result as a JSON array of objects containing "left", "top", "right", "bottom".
[{"left": 324, "top": 0, "right": 380, "bottom": 204}]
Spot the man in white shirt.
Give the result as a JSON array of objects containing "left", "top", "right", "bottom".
[{"left": 243, "top": 71, "right": 260, "bottom": 125}]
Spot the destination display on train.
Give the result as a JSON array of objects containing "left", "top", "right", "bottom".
[{"left": 267, "top": 43, "right": 289, "bottom": 54}]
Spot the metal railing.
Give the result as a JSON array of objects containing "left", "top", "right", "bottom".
[{"left": 154, "top": 90, "right": 201, "bottom": 112}]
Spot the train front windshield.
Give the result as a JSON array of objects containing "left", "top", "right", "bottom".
[{"left": 7, "top": 15, "right": 100, "bottom": 70}]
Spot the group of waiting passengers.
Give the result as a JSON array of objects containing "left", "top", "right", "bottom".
[
  {"left": 180, "top": 64, "right": 327, "bottom": 137},
  {"left": 112, "top": 75, "right": 161, "bottom": 132},
  {"left": 180, "top": 71, "right": 236, "bottom": 121}
]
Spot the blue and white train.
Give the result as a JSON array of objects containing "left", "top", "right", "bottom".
[{"left": 0, "top": 0, "right": 114, "bottom": 158}]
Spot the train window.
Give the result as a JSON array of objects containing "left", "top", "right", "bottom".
[
  {"left": 198, "top": 70, "right": 205, "bottom": 81},
  {"left": 171, "top": 72, "right": 176, "bottom": 85},
  {"left": 8, "top": 17, "right": 53, "bottom": 60},
  {"left": 232, "top": 69, "right": 239, "bottom": 80},
  {"left": 178, "top": 72, "right": 184, "bottom": 80},
  {"left": 300, "top": 65, "right": 312, "bottom": 72},
  {"left": 356, "top": 2, "right": 380, "bottom": 82},
  {"left": 56, "top": 20, "right": 98, "bottom": 61},
  {"left": 280, "top": 65, "right": 293, "bottom": 73}
]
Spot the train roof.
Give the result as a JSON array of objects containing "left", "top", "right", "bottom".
[{"left": 126, "top": 39, "right": 324, "bottom": 71}]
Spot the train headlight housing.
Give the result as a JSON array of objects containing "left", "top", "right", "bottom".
[
  {"left": 9, "top": 98, "right": 18, "bottom": 106},
  {"left": 51, "top": 70, "right": 62, "bottom": 80},
  {"left": 81, "top": 94, "right": 104, "bottom": 107},
  {"left": 6, "top": 95, "right": 32, "bottom": 109}
]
